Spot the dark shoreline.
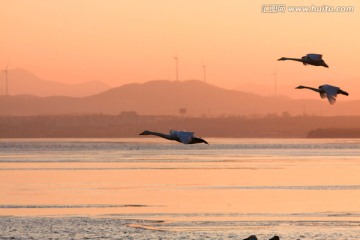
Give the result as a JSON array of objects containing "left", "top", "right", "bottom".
[{"left": 2, "top": 114, "right": 360, "bottom": 138}]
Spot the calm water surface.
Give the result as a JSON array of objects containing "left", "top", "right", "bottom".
[{"left": 1, "top": 138, "right": 360, "bottom": 239}]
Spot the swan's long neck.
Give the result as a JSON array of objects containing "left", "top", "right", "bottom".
[
  {"left": 148, "top": 131, "right": 174, "bottom": 140},
  {"left": 284, "top": 57, "right": 304, "bottom": 62},
  {"left": 301, "top": 86, "right": 320, "bottom": 92}
]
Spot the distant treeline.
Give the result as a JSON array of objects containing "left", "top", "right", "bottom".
[
  {"left": 307, "top": 128, "right": 360, "bottom": 138},
  {"left": 1, "top": 113, "right": 360, "bottom": 138}
]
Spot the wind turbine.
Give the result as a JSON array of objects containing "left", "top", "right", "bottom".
[
  {"left": 2, "top": 63, "right": 8, "bottom": 96},
  {"left": 202, "top": 61, "right": 206, "bottom": 83},
  {"left": 173, "top": 54, "right": 179, "bottom": 81},
  {"left": 273, "top": 64, "right": 278, "bottom": 96}
]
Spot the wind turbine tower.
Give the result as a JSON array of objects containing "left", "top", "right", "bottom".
[
  {"left": 2, "top": 64, "right": 8, "bottom": 96},
  {"left": 273, "top": 65, "right": 277, "bottom": 96},
  {"left": 202, "top": 63, "right": 206, "bottom": 83},
  {"left": 274, "top": 71, "right": 277, "bottom": 96},
  {"left": 173, "top": 54, "right": 179, "bottom": 81}
]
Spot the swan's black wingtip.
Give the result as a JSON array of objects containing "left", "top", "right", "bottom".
[
  {"left": 338, "top": 89, "right": 349, "bottom": 96},
  {"left": 202, "top": 139, "right": 209, "bottom": 144},
  {"left": 199, "top": 139, "right": 209, "bottom": 144}
]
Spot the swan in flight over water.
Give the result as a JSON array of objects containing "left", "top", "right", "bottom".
[
  {"left": 278, "top": 53, "right": 329, "bottom": 68},
  {"left": 139, "top": 130, "right": 208, "bottom": 144},
  {"left": 295, "top": 84, "right": 349, "bottom": 104}
]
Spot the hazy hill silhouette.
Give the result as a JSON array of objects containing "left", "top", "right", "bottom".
[
  {"left": 83, "top": 80, "right": 360, "bottom": 116},
  {"left": 237, "top": 80, "right": 360, "bottom": 100},
  {"left": 85, "top": 80, "right": 268, "bottom": 115},
  {"left": 0, "top": 79, "right": 359, "bottom": 116},
  {"left": 2, "top": 68, "right": 110, "bottom": 97}
]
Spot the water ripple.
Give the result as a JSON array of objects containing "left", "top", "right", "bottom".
[{"left": 0, "top": 204, "right": 149, "bottom": 209}]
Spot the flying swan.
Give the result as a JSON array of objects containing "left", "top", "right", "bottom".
[
  {"left": 278, "top": 53, "right": 329, "bottom": 68},
  {"left": 295, "top": 84, "right": 349, "bottom": 104},
  {"left": 139, "top": 130, "right": 208, "bottom": 144}
]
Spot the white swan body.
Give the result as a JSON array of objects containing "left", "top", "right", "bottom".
[
  {"left": 140, "top": 130, "right": 208, "bottom": 144},
  {"left": 296, "top": 84, "right": 349, "bottom": 104},
  {"left": 278, "top": 53, "right": 329, "bottom": 68},
  {"left": 169, "top": 130, "right": 195, "bottom": 144}
]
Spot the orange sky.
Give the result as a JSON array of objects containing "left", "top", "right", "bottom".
[{"left": 1, "top": 0, "right": 360, "bottom": 96}]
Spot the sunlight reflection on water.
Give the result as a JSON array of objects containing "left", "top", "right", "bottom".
[{"left": 1, "top": 138, "right": 360, "bottom": 239}]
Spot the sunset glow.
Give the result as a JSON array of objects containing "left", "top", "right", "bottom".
[
  {"left": 2, "top": 3, "right": 360, "bottom": 238},
  {"left": 1, "top": 0, "right": 359, "bottom": 99}
]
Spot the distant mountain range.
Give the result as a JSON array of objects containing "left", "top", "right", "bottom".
[
  {"left": 1, "top": 79, "right": 359, "bottom": 116},
  {"left": 1, "top": 68, "right": 110, "bottom": 97},
  {"left": 236, "top": 80, "right": 360, "bottom": 100}
]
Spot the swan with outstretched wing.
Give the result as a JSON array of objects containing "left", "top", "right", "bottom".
[
  {"left": 140, "top": 130, "right": 208, "bottom": 144},
  {"left": 278, "top": 53, "right": 329, "bottom": 68},
  {"left": 295, "top": 84, "right": 349, "bottom": 104}
]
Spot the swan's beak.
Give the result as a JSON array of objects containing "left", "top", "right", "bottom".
[
  {"left": 139, "top": 132, "right": 145, "bottom": 135},
  {"left": 323, "top": 62, "right": 329, "bottom": 68}
]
